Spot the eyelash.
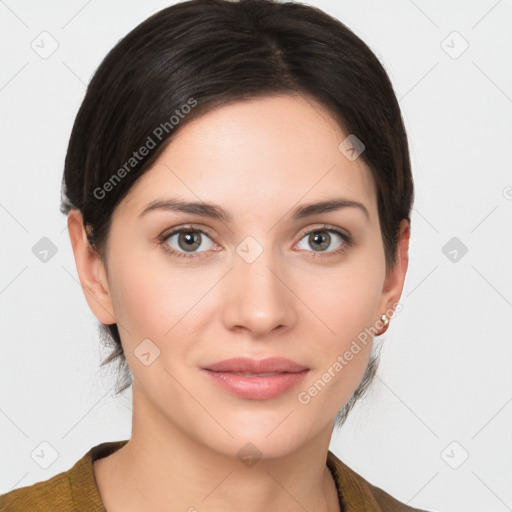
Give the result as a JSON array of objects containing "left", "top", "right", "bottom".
[{"left": 157, "top": 224, "right": 353, "bottom": 260}]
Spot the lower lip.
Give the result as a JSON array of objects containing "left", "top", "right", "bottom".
[{"left": 201, "top": 369, "right": 309, "bottom": 400}]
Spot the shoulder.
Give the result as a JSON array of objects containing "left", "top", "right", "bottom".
[
  {"left": 327, "top": 450, "right": 434, "bottom": 512},
  {"left": 0, "top": 440, "right": 128, "bottom": 512},
  {"left": 0, "top": 470, "right": 73, "bottom": 512},
  {"left": 363, "top": 479, "right": 432, "bottom": 512}
]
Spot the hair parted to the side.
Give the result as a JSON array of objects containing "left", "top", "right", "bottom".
[{"left": 60, "top": 0, "right": 414, "bottom": 428}]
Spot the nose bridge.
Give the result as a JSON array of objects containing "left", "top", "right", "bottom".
[{"left": 222, "top": 235, "right": 294, "bottom": 335}]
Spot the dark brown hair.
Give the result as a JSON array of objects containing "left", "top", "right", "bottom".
[{"left": 60, "top": 0, "right": 413, "bottom": 428}]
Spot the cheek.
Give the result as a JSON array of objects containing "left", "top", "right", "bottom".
[
  {"left": 107, "top": 244, "right": 196, "bottom": 336},
  {"left": 106, "top": 252, "right": 199, "bottom": 398},
  {"left": 302, "top": 253, "right": 385, "bottom": 347},
  {"left": 106, "top": 246, "right": 222, "bottom": 375},
  {"left": 294, "top": 289, "right": 377, "bottom": 419},
  {"left": 291, "top": 252, "right": 384, "bottom": 408}
]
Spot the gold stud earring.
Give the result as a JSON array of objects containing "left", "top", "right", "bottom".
[{"left": 377, "top": 314, "right": 390, "bottom": 335}]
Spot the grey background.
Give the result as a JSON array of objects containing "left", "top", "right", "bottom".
[{"left": 1, "top": 1, "right": 511, "bottom": 511}]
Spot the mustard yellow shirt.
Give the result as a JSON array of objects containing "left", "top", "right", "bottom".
[{"left": 0, "top": 440, "right": 432, "bottom": 511}]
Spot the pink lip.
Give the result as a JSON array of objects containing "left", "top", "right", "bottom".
[
  {"left": 203, "top": 357, "right": 309, "bottom": 373},
  {"left": 201, "top": 357, "right": 310, "bottom": 400}
]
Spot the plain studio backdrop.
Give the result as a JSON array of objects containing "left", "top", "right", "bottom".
[{"left": 0, "top": 1, "right": 511, "bottom": 511}]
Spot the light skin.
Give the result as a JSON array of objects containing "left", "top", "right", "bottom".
[{"left": 68, "top": 93, "right": 409, "bottom": 512}]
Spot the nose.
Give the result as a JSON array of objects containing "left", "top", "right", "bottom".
[{"left": 221, "top": 247, "right": 297, "bottom": 338}]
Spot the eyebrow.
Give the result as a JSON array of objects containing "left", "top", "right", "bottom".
[{"left": 138, "top": 196, "right": 369, "bottom": 222}]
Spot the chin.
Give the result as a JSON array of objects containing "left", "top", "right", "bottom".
[{"left": 192, "top": 408, "right": 319, "bottom": 461}]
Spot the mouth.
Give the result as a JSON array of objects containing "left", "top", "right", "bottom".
[{"left": 201, "top": 357, "right": 310, "bottom": 400}]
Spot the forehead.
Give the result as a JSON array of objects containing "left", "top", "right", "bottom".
[{"left": 119, "top": 93, "right": 377, "bottom": 221}]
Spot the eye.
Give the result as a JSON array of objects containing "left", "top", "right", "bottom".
[
  {"left": 159, "top": 226, "right": 216, "bottom": 259},
  {"left": 158, "top": 224, "right": 352, "bottom": 260},
  {"left": 295, "top": 226, "right": 351, "bottom": 257}
]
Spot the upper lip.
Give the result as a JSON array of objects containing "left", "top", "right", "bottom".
[{"left": 202, "top": 357, "right": 309, "bottom": 373}]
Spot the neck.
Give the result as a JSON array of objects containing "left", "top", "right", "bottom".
[{"left": 94, "top": 385, "right": 340, "bottom": 512}]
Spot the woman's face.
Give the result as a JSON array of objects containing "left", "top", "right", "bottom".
[{"left": 73, "top": 93, "right": 408, "bottom": 458}]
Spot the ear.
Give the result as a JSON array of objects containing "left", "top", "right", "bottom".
[
  {"left": 376, "top": 218, "right": 410, "bottom": 321},
  {"left": 67, "top": 209, "right": 116, "bottom": 325}
]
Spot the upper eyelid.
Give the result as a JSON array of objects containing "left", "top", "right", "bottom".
[{"left": 162, "top": 225, "right": 215, "bottom": 242}]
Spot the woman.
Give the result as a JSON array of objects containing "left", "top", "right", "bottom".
[{"left": 0, "top": 0, "right": 436, "bottom": 510}]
